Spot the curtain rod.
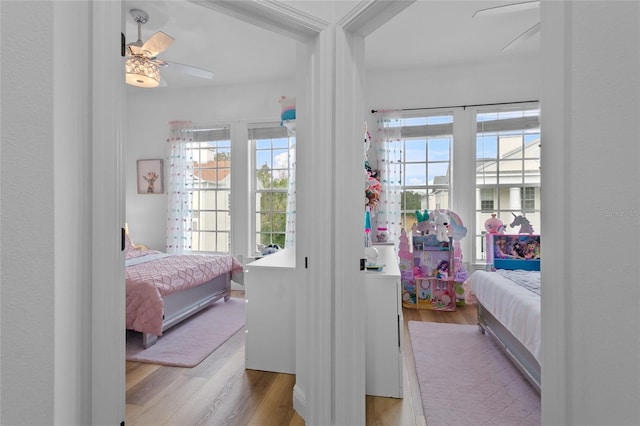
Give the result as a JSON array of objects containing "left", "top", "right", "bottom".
[{"left": 371, "top": 99, "right": 539, "bottom": 114}]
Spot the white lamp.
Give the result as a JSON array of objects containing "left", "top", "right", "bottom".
[{"left": 125, "top": 57, "right": 160, "bottom": 88}]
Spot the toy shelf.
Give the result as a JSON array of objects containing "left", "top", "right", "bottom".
[{"left": 400, "top": 234, "right": 456, "bottom": 311}]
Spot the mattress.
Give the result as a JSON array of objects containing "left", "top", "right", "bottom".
[{"left": 464, "top": 270, "right": 541, "bottom": 362}]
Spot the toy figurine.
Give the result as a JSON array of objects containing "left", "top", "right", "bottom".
[{"left": 435, "top": 259, "right": 449, "bottom": 280}]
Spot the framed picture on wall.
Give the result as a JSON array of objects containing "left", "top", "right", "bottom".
[{"left": 137, "top": 159, "right": 164, "bottom": 194}]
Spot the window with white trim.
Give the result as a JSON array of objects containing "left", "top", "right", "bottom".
[
  {"left": 480, "top": 188, "right": 495, "bottom": 213},
  {"left": 397, "top": 112, "right": 453, "bottom": 231},
  {"left": 475, "top": 104, "right": 541, "bottom": 261},
  {"left": 190, "top": 126, "right": 232, "bottom": 253},
  {"left": 250, "top": 123, "right": 294, "bottom": 254}
]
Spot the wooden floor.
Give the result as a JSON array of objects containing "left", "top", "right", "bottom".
[{"left": 125, "top": 291, "right": 477, "bottom": 426}]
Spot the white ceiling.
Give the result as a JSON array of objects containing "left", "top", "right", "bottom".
[{"left": 123, "top": 0, "right": 540, "bottom": 90}]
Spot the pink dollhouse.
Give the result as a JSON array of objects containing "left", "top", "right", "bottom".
[{"left": 399, "top": 209, "right": 468, "bottom": 311}]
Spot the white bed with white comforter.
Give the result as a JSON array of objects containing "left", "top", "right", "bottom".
[{"left": 464, "top": 269, "right": 541, "bottom": 392}]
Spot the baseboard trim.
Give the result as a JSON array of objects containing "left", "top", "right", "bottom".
[{"left": 293, "top": 384, "right": 306, "bottom": 421}]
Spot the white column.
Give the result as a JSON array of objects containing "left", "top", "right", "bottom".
[
  {"left": 509, "top": 187, "right": 521, "bottom": 211},
  {"left": 295, "top": 22, "right": 366, "bottom": 425},
  {"left": 295, "top": 26, "right": 336, "bottom": 424},
  {"left": 333, "top": 24, "right": 367, "bottom": 425},
  {"left": 452, "top": 108, "right": 475, "bottom": 268},
  {"left": 230, "top": 120, "right": 250, "bottom": 271},
  {"left": 91, "top": 1, "right": 127, "bottom": 424}
]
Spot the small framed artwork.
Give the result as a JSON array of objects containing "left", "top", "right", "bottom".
[{"left": 137, "top": 159, "right": 164, "bottom": 194}]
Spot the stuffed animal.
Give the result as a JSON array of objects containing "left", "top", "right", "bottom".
[
  {"left": 433, "top": 210, "right": 450, "bottom": 242},
  {"left": 509, "top": 213, "right": 535, "bottom": 234},
  {"left": 258, "top": 244, "right": 280, "bottom": 256},
  {"left": 484, "top": 213, "right": 505, "bottom": 234},
  {"left": 411, "top": 210, "right": 434, "bottom": 235},
  {"left": 365, "top": 170, "right": 380, "bottom": 209}
]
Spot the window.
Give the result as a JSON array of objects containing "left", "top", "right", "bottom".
[
  {"left": 190, "top": 126, "right": 232, "bottom": 253},
  {"left": 475, "top": 104, "right": 541, "bottom": 261},
  {"left": 521, "top": 187, "right": 536, "bottom": 212},
  {"left": 480, "top": 188, "right": 495, "bottom": 212},
  {"left": 396, "top": 112, "right": 453, "bottom": 232},
  {"left": 250, "top": 123, "right": 295, "bottom": 253}
]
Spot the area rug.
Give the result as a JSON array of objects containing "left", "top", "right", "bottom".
[
  {"left": 126, "top": 298, "right": 245, "bottom": 368},
  {"left": 408, "top": 321, "right": 540, "bottom": 426}
]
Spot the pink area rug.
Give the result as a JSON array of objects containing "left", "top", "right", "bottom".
[
  {"left": 126, "top": 298, "right": 245, "bottom": 368},
  {"left": 408, "top": 321, "right": 540, "bottom": 426}
]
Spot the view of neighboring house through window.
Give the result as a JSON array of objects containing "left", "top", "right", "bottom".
[
  {"left": 396, "top": 112, "right": 453, "bottom": 233},
  {"left": 251, "top": 123, "right": 294, "bottom": 254},
  {"left": 475, "top": 103, "right": 541, "bottom": 261},
  {"left": 191, "top": 126, "right": 231, "bottom": 253}
]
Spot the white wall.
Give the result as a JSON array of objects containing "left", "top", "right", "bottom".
[
  {"left": 1, "top": 2, "right": 98, "bottom": 424},
  {"left": 126, "top": 55, "right": 539, "bottom": 257},
  {"left": 366, "top": 55, "right": 540, "bottom": 109},
  {"left": 1, "top": 2, "right": 56, "bottom": 423},
  {"left": 541, "top": 2, "right": 640, "bottom": 425},
  {"left": 125, "top": 80, "right": 295, "bottom": 255}
]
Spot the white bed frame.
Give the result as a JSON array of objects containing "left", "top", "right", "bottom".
[
  {"left": 141, "top": 272, "right": 232, "bottom": 348},
  {"left": 477, "top": 301, "right": 541, "bottom": 394}
]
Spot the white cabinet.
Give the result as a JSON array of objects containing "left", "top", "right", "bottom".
[
  {"left": 244, "top": 245, "right": 403, "bottom": 398},
  {"left": 244, "top": 249, "right": 296, "bottom": 374},
  {"left": 365, "top": 244, "right": 403, "bottom": 398}
]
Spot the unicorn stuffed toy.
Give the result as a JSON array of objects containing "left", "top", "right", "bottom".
[
  {"left": 433, "top": 210, "right": 450, "bottom": 242},
  {"left": 510, "top": 213, "right": 535, "bottom": 234}
]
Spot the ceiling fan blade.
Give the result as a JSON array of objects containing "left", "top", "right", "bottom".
[
  {"left": 127, "top": 44, "right": 143, "bottom": 56},
  {"left": 141, "top": 31, "right": 174, "bottom": 57},
  {"left": 159, "top": 60, "right": 214, "bottom": 80},
  {"left": 501, "top": 21, "right": 541, "bottom": 52},
  {"left": 473, "top": 1, "right": 539, "bottom": 18}
]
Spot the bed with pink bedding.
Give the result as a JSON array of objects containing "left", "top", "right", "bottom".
[{"left": 125, "top": 244, "right": 244, "bottom": 348}]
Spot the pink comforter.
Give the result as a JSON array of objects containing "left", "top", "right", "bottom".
[{"left": 125, "top": 250, "right": 243, "bottom": 336}]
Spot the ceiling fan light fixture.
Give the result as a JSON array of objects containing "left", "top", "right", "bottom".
[{"left": 125, "top": 57, "right": 160, "bottom": 88}]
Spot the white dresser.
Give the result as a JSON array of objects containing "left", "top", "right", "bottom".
[
  {"left": 364, "top": 244, "right": 403, "bottom": 398},
  {"left": 244, "top": 249, "right": 296, "bottom": 374},
  {"left": 244, "top": 245, "right": 403, "bottom": 398}
]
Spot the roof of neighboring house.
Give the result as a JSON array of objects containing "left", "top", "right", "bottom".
[{"left": 193, "top": 159, "right": 230, "bottom": 183}]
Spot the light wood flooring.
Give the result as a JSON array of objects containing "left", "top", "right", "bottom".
[{"left": 125, "top": 290, "right": 477, "bottom": 426}]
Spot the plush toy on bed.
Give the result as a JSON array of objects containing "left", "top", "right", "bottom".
[{"left": 433, "top": 209, "right": 450, "bottom": 242}]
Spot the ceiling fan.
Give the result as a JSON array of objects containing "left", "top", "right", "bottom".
[
  {"left": 473, "top": 1, "right": 540, "bottom": 52},
  {"left": 124, "top": 8, "right": 214, "bottom": 88}
]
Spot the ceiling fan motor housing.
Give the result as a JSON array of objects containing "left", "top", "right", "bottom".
[{"left": 130, "top": 8, "right": 149, "bottom": 25}]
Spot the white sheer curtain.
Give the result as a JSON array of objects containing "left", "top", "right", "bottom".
[
  {"left": 285, "top": 138, "right": 296, "bottom": 248},
  {"left": 374, "top": 110, "right": 403, "bottom": 245},
  {"left": 166, "top": 120, "right": 194, "bottom": 254}
]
